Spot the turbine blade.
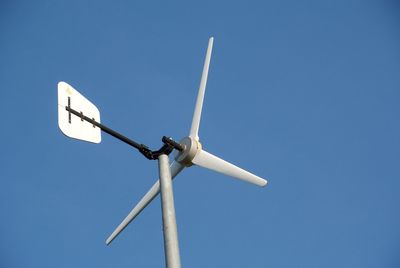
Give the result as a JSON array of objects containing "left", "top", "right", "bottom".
[
  {"left": 192, "top": 150, "right": 267, "bottom": 187},
  {"left": 189, "top": 37, "right": 214, "bottom": 140},
  {"left": 106, "top": 161, "right": 184, "bottom": 245}
]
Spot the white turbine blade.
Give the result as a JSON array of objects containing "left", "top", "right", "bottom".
[
  {"left": 192, "top": 150, "right": 267, "bottom": 187},
  {"left": 106, "top": 161, "right": 184, "bottom": 245},
  {"left": 189, "top": 37, "right": 214, "bottom": 140}
]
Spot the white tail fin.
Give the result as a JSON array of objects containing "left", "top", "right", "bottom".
[
  {"left": 57, "top": 82, "right": 101, "bottom": 143},
  {"left": 189, "top": 37, "right": 214, "bottom": 140},
  {"left": 192, "top": 149, "right": 267, "bottom": 187}
]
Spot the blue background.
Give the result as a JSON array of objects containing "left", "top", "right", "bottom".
[{"left": 1, "top": 0, "right": 400, "bottom": 267}]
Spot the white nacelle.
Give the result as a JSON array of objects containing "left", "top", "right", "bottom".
[{"left": 58, "top": 81, "right": 101, "bottom": 143}]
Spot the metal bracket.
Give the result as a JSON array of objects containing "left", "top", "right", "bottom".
[{"left": 67, "top": 97, "right": 72, "bottom": 124}]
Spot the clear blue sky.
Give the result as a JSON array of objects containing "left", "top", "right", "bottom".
[{"left": 1, "top": 0, "right": 400, "bottom": 267}]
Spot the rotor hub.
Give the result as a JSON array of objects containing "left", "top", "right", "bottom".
[{"left": 175, "top": 136, "right": 201, "bottom": 166}]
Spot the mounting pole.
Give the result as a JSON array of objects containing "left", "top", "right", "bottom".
[{"left": 158, "top": 154, "right": 181, "bottom": 268}]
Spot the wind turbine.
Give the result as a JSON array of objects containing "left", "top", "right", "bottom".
[{"left": 58, "top": 37, "right": 267, "bottom": 268}]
